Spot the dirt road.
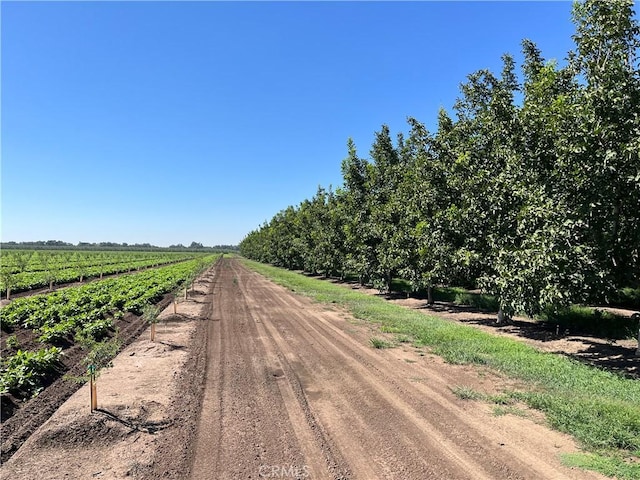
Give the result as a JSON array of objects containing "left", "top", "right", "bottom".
[
  {"left": 190, "top": 258, "right": 601, "bottom": 479},
  {"left": 0, "top": 258, "right": 603, "bottom": 479}
]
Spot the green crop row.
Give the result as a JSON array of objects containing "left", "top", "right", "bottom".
[
  {"left": 1, "top": 256, "right": 216, "bottom": 332},
  {"left": 0, "top": 347, "right": 62, "bottom": 397},
  {"left": 0, "top": 255, "right": 217, "bottom": 397},
  {"left": 0, "top": 250, "right": 194, "bottom": 274},
  {"left": 0, "top": 251, "right": 204, "bottom": 295}
]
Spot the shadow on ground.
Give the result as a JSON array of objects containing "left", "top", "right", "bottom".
[{"left": 414, "top": 301, "right": 639, "bottom": 379}]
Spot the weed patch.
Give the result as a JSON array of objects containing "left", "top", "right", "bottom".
[
  {"left": 369, "top": 337, "right": 393, "bottom": 349},
  {"left": 561, "top": 452, "right": 640, "bottom": 480},
  {"left": 450, "top": 385, "right": 484, "bottom": 401},
  {"left": 492, "top": 405, "right": 528, "bottom": 417}
]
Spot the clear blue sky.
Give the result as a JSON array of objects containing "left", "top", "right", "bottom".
[{"left": 2, "top": 1, "right": 577, "bottom": 247}]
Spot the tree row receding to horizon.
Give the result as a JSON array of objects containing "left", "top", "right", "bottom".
[{"left": 240, "top": 0, "right": 640, "bottom": 322}]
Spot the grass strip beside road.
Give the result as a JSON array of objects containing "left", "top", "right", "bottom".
[{"left": 242, "top": 259, "right": 640, "bottom": 480}]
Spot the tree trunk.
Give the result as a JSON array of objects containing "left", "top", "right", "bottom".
[
  {"left": 636, "top": 324, "right": 640, "bottom": 357},
  {"left": 497, "top": 307, "right": 505, "bottom": 325},
  {"left": 100, "top": 272, "right": 103, "bottom": 280},
  {"left": 80, "top": 275, "right": 84, "bottom": 283},
  {"left": 49, "top": 280, "right": 54, "bottom": 291},
  {"left": 427, "top": 285, "right": 434, "bottom": 305},
  {"left": 6, "top": 287, "right": 10, "bottom": 301}
]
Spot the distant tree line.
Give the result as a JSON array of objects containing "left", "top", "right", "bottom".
[
  {"left": 240, "top": 0, "right": 640, "bottom": 321},
  {"left": 1, "top": 240, "right": 239, "bottom": 253}
]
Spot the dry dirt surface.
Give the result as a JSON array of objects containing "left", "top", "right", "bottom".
[{"left": 2, "top": 258, "right": 607, "bottom": 479}]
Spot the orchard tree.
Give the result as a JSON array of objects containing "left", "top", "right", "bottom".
[
  {"left": 407, "top": 113, "right": 458, "bottom": 303},
  {"left": 272, "top": 206, "right": 304, "bottom": 270},
  {"left": 570, "top": 0, "right": 640, "bottom": 294},
  {"left": 304, "top": 187, "right": 346, "bottom": 278},
  {"left": 446, "top": 55, "right": 525, "bottom": 321},
  {"left": 340, "top": 138, "right": 373, "bottom": 284},
  {"left": 485, "top": 38, "right": 596, "bottom": 318},
  {"left": 367, "top": 125, "right": 406, "bottom": 292}
]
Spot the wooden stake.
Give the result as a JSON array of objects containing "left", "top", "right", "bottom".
[
  {"left": 173, "top": 300, "right": 177, "bottom": 314},
  {"left": 89, "top": 365, "right": 97, "bottom": 412},
  {"left": 151, "top": 323, "right": 156, "bottom": 342},
  {"left": 90, "top": 375, "right": 97, "bottom": 412}
]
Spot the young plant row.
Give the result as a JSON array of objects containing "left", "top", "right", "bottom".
[
  {"left": 0, "top": 251, "right": 205, "bottom": 298},
  {"left": 0, "top": 250, "right": 190, "bottom": 274},
  {"left": 0, "top": 255, "right": 216, "bottom": 398},
  {"left": 0, "top": 347, "right": 62, "bottom": 398}
]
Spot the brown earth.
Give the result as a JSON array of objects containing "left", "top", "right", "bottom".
[
  {"left": 189, "top": 259, "right": 605, "bottom": 479},
  {"left": 0, "top": 292, "right": 176, "bottom": 462},
  {"left": 1, "top": 257, "right": 609, "bottom": 479}
]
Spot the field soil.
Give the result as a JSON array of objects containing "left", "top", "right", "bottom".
[
  {"left": 0, "top": 292, "right": 177, "bottom": 461},
  {"left": 1, "top": 258, "right": 607, "bottom": 479}
]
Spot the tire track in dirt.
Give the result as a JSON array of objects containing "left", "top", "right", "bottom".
[
  {"left": 190, "top": 259, "right": 605, "bottom": 480},
  {"left": 243, "top": 272, "right": 506, "bottom": 479},
  {"left": 192, "top": 259, "right": 341, "bottom": 479}
]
